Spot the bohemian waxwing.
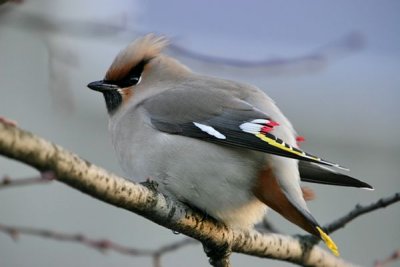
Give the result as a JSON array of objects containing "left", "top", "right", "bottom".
[{"left": 88, "top": 34, "right": 373, "bottom": 256}]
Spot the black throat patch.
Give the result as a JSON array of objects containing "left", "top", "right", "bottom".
[{"left": 103, "top": 91, "right": 122, "bottom": 114}]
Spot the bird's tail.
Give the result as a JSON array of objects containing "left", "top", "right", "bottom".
[
  {"left": 299, "top": 161, "right": 373, "bottom": 189},
  {"left": 254, "top": 167, "right": 339, "bottom": 256}
]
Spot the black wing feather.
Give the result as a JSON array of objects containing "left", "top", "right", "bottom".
[
  {"left": 299, "top": 161, "right": 373, "bottom": 189},
  {"left": 144, "top": 87, "right": 345, "bottom": 169},
  {"left": 151, "top": 117, "right": 344, "bottom": 168}
]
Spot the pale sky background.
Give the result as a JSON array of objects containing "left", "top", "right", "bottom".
[{"left": 0, "top": 1, "right": 399, "bottom": 266}]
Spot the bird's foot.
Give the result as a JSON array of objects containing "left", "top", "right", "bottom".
[{"left": 141, "top": 177, "right": 159, "bottom": 191}]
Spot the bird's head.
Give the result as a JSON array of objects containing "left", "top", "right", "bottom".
[{"left": 87, "top": 34, "right": 189, "bottom": 115}]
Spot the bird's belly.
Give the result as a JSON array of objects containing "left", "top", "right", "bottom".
[{"left": 113, "top": 127, "right": 267, "bottom": 228}]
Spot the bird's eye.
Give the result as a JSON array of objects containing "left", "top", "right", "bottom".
[
  {"left": 115, "top": 59, "right": 147, "bottom": 88},
  {"left": 127, "top": 75, "right": 140, "bottom": 85}
]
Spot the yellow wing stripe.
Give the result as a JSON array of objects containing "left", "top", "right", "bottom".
[
  {"left": 317, "top": 226, "right": 340, "bottom": 256},
  {"left": 253, "top": 133, "right": 348, "bottom": 170},
  {"left": 255, "top": 133, "right": 319, "bottom": 161}
]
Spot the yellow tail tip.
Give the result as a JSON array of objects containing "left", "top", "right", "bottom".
[{"left": 316, "top": 226, "right": 340, "bottom": 256}]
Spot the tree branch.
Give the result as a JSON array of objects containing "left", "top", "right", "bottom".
[
  {"left": 0, "top": 121, "right": 386, "bottom": 266},
  {"left": 3, "top": 192, "right": 398, "bottom": 265}
]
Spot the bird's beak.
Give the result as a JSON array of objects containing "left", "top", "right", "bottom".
[{"left": 87, "top": 80, "right": 119, "bottom": 92}]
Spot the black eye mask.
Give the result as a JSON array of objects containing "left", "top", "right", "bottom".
[{"left": 108, "top": 59, "right": 150, "bottom": 88}]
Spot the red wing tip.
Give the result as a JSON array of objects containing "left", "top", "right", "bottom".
[{"left": 268, "top": 121, "right": 280, "bottom": 127}]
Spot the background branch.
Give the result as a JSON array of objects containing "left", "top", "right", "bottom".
[
  {"left": 0, "top": 171, "right": 55, "bottom": 189},
  {"left": 0, "top": 223, "right": 197, "bottom": 267},
  {"left": 374, "top": 250, "right": 400, "bottom": 267},
  {"left": 1, "top": 121, "right": 397, "bottom": 267},
  {"left": 324, "top": 193, "right": 400, "bottom": 234}
]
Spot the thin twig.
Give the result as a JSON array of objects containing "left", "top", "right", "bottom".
[
  {"left": 374, "top": 249, "right": 400, "bottom": 267},
  {"left": 296, "top": 193, "right": 400, "bottom": 250},
  {"left": 324, "top": 192, "right": 400, "bottom": 234},
  {"left": 0, "top": 223, "right": 152, "bottom": 255},
  {"left": 152, "top": 238, "right": 198, "bottom": 267},
  {"left": 0, "top": 223, "right": 197, "bottom": 267},
  {"left": 0, "top": 171, "right": 55, "bottom": 190}
]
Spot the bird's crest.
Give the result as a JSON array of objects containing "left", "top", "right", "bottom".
[{"left": 105, "top": 34, "right": 168, "bottom": 81}]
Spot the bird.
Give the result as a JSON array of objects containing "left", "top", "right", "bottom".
[{"left": 88, "top": 34, "right": 373, "bottom": 256}]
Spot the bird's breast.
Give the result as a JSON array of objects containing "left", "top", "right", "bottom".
[{"left": 109, "top": 108, "right": 267, "bottom": 227}]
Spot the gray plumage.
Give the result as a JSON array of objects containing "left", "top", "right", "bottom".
[{"left": 88, "top": 34, "right": 372, "bottom": 255}]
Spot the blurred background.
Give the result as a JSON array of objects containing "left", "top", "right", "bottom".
[{"left": 0, "top": 0, "right": 399, "bottom": 266}]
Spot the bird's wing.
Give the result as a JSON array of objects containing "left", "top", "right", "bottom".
[
  {"left": 142, "top": 87, "right": 345, "bottom": 169},
  {"left": 299, "top": 161, "right": 373, "bottom": 189}
]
